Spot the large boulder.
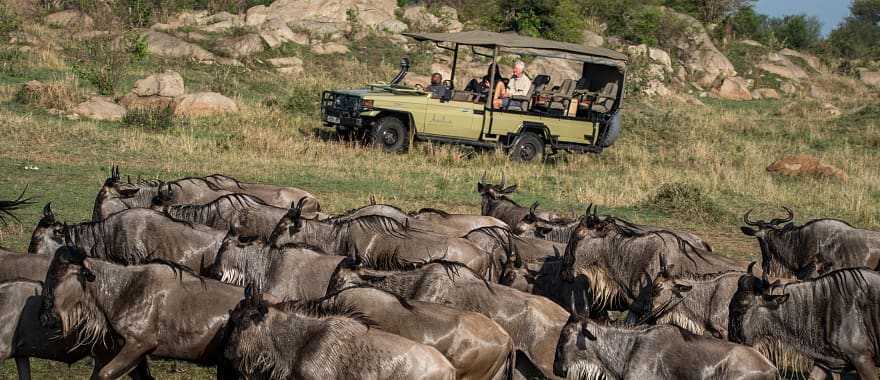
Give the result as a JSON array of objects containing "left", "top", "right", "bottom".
[
  {"left": 267, "top": 56, "right": 304, "bottom": 75},
  {"left": 715, "top": 76, "right": 752, "bottom": 100},
  {"left": 662, "top": 8, "right": 736, "bottom": 88},
  {"left": 119, "top": 94, "right": 175, "bottom": 111},
  {"left": 758, "top": 52, "right": 808, "bottom": 81},
  {"left": 132, "top": 71, "right": 185, "bottom": 98},
  {"left": 858, "top": 70, "right": 880, "bottom": 87},
  {"left": 216, "top": 33, "right": 265, "bottom": 58},
  {"left": 174, "top": 92, "right": 238, "bottom": 117},
  {"left": 582, "top": 30, "right": 604, "bottom": 47},
  {"left": 45, "top": 10, "right": 93, "bottom": 29},
  {"left": 142, "top": 30, "right": 216, "bottom": 62},
  {"left": 529, "top": 57, "right": 581, "bottom": 82},
  {"left": 751, "top": 88, "right": 780, "bottom": 100},
  {"left": 778, "top": 48, "right": 824, "bottom": 73},
  {"left": 402, "top": 5, "right": 462, "bottom": 33},
  {"left": 310, "top": 42, "right": 350, "bottom": 55},
  {"left": 73, "top": 97, "right": 126, "bottom": 121},
  {"left": 767, "top": 154, "right": 847, "bottom": 182},
  {"left": 255, "top": 0, "right": 400, "bottom": 35},
  {"left": 260, "top": 19, "right": 309, "bottom": 47},
  {"left": 627, "top": 44, "right": 672, "bottom": 72}
]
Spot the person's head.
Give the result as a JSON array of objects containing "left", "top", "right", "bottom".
[
  {"left": 487, "top": 63, "right": 503, "bottom": 81},
  {"left": 430, "top": 73, "right": 442, "bottom": 85},
  {"left": 513, "top": 61, "right": 525, "bottom": 77}
]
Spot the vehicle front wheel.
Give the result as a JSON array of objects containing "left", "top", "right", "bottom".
[
  {"left": 509, "top": 132, "right": 544, "bottom": 162},
  {"left": 371, "top": 116, "right": 409, "bottom": 153}
]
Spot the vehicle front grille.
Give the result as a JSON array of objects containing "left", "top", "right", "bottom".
[{"left": 322, "top": 92, "right": 361, "bottom": 113}]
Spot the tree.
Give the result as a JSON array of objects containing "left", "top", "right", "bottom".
[
  {"left": 828, "top": 0, "right": 880, "bottom": 59},
  {"left": 498, "top": 0, "right": 585, "bottom": 42},
  {"left": 768, "top": 14, "right": 822, "bottom": 50},
  {"left": 661, "top": 0, "right": 754, "bottom": 23}
]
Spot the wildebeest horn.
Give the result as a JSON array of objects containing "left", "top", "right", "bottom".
[
  {"left": 111, "top": 165, "right": 119, "bottom": 180},
  {"left": 747, "top": 261, "right": 756, "bottom": 276},
  {"left": 126, "top": 175, "right": 131, "bottom": 184},
  {"left": 769, "top": 206, "right": 794, "bottom": 226},
  {"left": 369, "top": 195, "right": 376, "bottom": 205},
  {"left": 42, "top": 203, "right": 54, "bottom": 220},
  {"left": 584, "top": 203, "right": 593, "bottom": 218},
  {"left": 742, "top": 209, "right": 760, "bottom": 226},
  {"left": 529, "top": 202, "right": 538, "bottom": 216}
]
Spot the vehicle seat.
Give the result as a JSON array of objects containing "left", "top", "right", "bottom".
[
  {"left": 507, "top": 74, "right": 551, "bottom": 111},
  {"left": 548, "top": 79, "right": 575, "bottom": 114},
  {"left": 590, "top": 82, "right": 618, "bottom": 113},
  {"left": 452, "top": 91, "right": 477, "bottom": 102}
]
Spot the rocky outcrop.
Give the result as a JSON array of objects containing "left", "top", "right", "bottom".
[
  {"left": 758, "top": 52, "right": 808, "bottom": 80},
  {"left": 132, "top": 71, "right": 185, "bottom": 98},
  {"left": 778, "top": 48, "right": 823, "bottom": 73},
  {"left": 267, "top": 57, "right": 304, "bottom": 75},
  {"left": 310, "top": 42, "right": 350, "bottom": 55},
  {"left": 582, "top": 30, "right": 604, "bottom": 47},
  {"left": 402, "top": 5, "right": 462, "bottom": 33},
  {"left": 142, "top": 30, "right": 216, "bottom": 62},
  {"left": 662, "top": 8, "right": 736, "bottom": 88},
  {"left": 715, "top": 77, "right": 752, "bottom": 100},
  {"left": 216, "top": 33, "right": 265, "bottom": 58},
  {"left": 260, "top": 19, "right": 309, "bottom": 48},
  {"left": 767, "top": 154, "right": 847, "bottom": 182},
  {"left": 174, "top": 92, "right": 239, "bottom": 117},
  {"left": 859, "top": 70, "right": 880, "bottom": 87},
  {"left": 45, "top": 10, "right": 93, "bottom": 29},
  {"left": 72, "top": 97, "right": 126, "bottom": 121},
  {"left": 254, "top": 0, "right": 401, "bottom": 37},
  {"left": 751, "top": 88, "right": 780, "bottom": 100}
]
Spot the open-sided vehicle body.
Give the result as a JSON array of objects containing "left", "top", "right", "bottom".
[{"left": 320, "top": 31, "right": 628, "bottom": 161}]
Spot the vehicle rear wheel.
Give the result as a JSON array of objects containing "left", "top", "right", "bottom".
[
  {"left": 509, "top": 132, "right": 544, "bottom": 162},
  {"left": 371, "top": 116, "right": 409, "bottom": 153}
]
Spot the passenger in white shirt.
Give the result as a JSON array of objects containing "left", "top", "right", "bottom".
[{"left": 503, "top": 60, "right": 531, "bottom": 110}]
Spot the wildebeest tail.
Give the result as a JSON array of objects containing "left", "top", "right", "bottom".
[{"left": 0, "top": 186, "right": 34, "bottom": 226}]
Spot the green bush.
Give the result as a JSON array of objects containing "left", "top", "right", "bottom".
[
  {"left": 827, "top": 0, "right": 880, "bottom": 60},
  {"left": 647, "top": 182, "right": 728, "bottom": 223},
  {"left": 284, "top": 82, "right": 323, "bottom": 116},
  {"left": 767, "top": 14, "right": 821, "bottom": 50},
  {"left": 121, "top": 106, "right": 177, "bottom": 130},
  {"left": 70, "top": 34, "right": 145, "bottom": 96},
  {"left": 496, "top": 0, "right": 585, "bottom": 43}
]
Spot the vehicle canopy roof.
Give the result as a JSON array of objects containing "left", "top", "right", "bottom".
[{"left": 403, "top": 30, "right": 628, "bottom": 69}]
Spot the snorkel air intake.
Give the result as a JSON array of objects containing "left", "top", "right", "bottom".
[{"left": 390, "top": 57, "right": 410, "bottom": 85}]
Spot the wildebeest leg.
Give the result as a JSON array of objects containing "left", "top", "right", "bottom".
[
  {"left": 14, "top": 357, "right": 30, "bottom": 380},
  {"left": 128, "top": 359, "right": 154, "bottom": 380},
  {"left": 96, "top": 342, "right": 153, "bottom": 380},
  {"left": 850, "top": 354, "right": 877, "bottom": 380}
]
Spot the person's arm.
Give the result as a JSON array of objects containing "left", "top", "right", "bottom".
[{"left": 492, "top": 82, "right": 506, "bottom": 108}]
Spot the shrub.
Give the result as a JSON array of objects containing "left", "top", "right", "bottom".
[
  {"left": 647, "top": 182, "right": 728, "bottom": 223},
  {"left": 284, "top": 82, "right": 322, "bottom": 116},
  {"left": 15, "top": 78, "right": 83, "bottom": 111},
  {"left": 121, "top": 106, "right": 177, "bottom": 130},
  {"left": 767, "top": 14, "right": 822, "bottom": 50},
  {"left": 827, "top": 0, "right": 880, "bottom": 60},
  {"left": 496, "top": 0, "right": 585, "bottom": 43},
  {"left": 70, "top": 35, "right": 141, "bottom": 96},
  {"left": 0, "top": 3, "right": 20, "bottom": 37}
]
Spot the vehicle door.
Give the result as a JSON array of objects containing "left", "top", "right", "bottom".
[{"left": 422, "top": 95, "right": 484, "bottom": 140}]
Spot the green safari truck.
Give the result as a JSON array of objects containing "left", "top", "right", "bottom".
[{"left": 320, "top": 30, "right": 628, "bottom": 162}]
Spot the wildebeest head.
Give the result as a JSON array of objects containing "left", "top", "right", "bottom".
[
  {"left": 91, "top": 166, "right": 145, "bottom": 220},
  {"left": 554, "top": 314, "right": 608, "bottom": 379},
  {"left": 628, "top": 254, "right": 693, "bottom": 324},
  {"left": 267, "top": 199, "right": 309, "bottom": 248},
  {"left": 40, "top": 244, "right": 99, "bottom": 339},
  {"left": 740, "top": 207, "right": 797, "bottom": 276},
  {"left": 224, "top": 286, "right": 273, "bottom": 376},
  {"left": 515, "top": 202, "right": 577, "bottom": 241},
  {"left": 476, "top": 173, "right": 517, "bottom": 215},
  {"left": 727, "top": 263, "right": 789, "bottom": 345},
  {"left": 211, "top": 229, "right": 268, "bottom": 288},
  {"left": 29, "top": 203, "right": 66, "bottom": 255}
]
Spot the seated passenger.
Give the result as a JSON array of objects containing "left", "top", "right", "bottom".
[
  {"left": 426, "top": 73, "right": 445, "bottom": 98},
  {"left": 507, "top": 61, "right": 531, "bottom": 97},
  {"left": 485, "top": 63, "right": 507, "bottom": 109}
]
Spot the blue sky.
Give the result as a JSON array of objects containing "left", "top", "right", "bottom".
[{"left": 755, "top": 0, "right": 852, "bottom": 35}]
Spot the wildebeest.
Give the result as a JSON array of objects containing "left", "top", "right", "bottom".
[
  {"left": 152, "top": 193, "right": 289, "bottom": 241},
  {"left": 41, "top": 246, "right": 244, "bottom": 379},
  {"left": 560, "top": 208, "right": 745, "bottom": 317},
  {"left": 318, "top": 285, "right": 515, "bottom": 380},
  {"left": 209, "top": 232, "right": 344, "bottom": 300},
  {"left": 410, "top": 208, "right": 510, "bottom": 234},
  {"left": 29, "top": 204, "right": 225, "bottom": 274},
  {"left": 327, "top": 259, "right": 569, "bottom": 379},
  {"left": 0, "top": 279, "right": 153, "bottom": 380},
  {"left": 728, "top": 267, "right": 880, "bottom": 379},
  {"left": 0, "top": 250, "right": 50, "bottom": 283},
  {"left": 223, "top": 290, "right": 456, "bottom": 380},
  {"left": 268, "top": 201, "right": 496, "bottom": 279},
  {"left": 517, "top": 204, "right": 713, "bottom": 252},
  {"left": 91, "top": 166, "right": 320, "bottom": 220},
  {"left": 477, "top": 174, "right": 561, "bottom": 233},
  {"left": 554, "top": 315, "right": 777, "bottom": 379},
  {"left": 741, "top": 207, "right": 880, "bottom": 279}
]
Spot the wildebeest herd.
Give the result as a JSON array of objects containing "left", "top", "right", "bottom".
[{"left": 0, "top": 168, "right": 879, "bottom": 379}]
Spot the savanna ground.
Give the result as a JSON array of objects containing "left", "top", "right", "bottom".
[{"left": 0, "top": 22, "right": 879, "bottom": 379}]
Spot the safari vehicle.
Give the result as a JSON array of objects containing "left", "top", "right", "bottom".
[{"left": 320, "top": 31, "right": 628, "bottom": 162}]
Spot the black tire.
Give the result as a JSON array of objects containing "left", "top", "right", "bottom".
[
  {"left": 509, "top": 132, "right": 544, "bottom": 162},
  {"left": 371, "top": 116, "right": 409, "bottom": 153},
  {"left": 598, "top": 111, "right": 621, "bottom": 148}
]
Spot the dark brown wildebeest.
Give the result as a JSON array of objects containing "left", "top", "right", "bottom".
[
  {"left": 327, "top": 259, "right": 569, "bottom": 380},
  {"left": 209, "top": 232, "right": 344, "bottom": 300},
  {"left": 516, "top": 204, "right": 713, "bottom": 252},
  {"left": 560, "top": 207, "right": 745, "bottom": 317},
  {"left": 741, "top": 207, "right": 880, "bottom": 279},
  {"left": 411, "top": 208, "right": 510, "bottom": 234},
  {"left": 554, "top": 315, "right": 777, "bottom": 379},
  {"left": 0, "top": 279, "right": 153, "bottom": 380},
  {"left": 729, "top": 267, "right": 880, "bottom": 379},
  {"left": 223, "top": 290, "right": 456, "bottom": 380},
  {"left": 152, "top": 193, "right": 289, "bottom": 241},
  {"left": 476, "top": 174, "right": 562, "bottom": 234},
  {"left": 336, "top": 203, "right": 507, "bottom": 237},
  {"left": 91, "top": 166, "right": 320, "bottom": 220},
  {"left": 29, "top": 204, "right": 225, "bottom": 274},
  {"left": 268, "top": 201, "right": 496, "bottom": 279},
  {"left": 0, "top": 250, "right": 50, "bottom": 283},
  {"left": 318, "top": 285, "right": 515, "bottom": 380},
  {"left": 41, "top": 246, "right": 244, "bottom": 379}
]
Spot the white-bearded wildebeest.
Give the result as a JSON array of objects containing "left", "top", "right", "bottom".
[
  {"left": 223, "top": 290, "right": 456, "bottom": 380},
  {"left": 729, "top": 267, "right": 880, "bottom": 379},
  {"left": 268, "top": 200, "right": 497, "bottom": 280},
  {"left": 151, "top": 193, "right": 290, "bottom": 241},
  {"left": 338, "top": 203, "right": 509, "bottom": 237},
  {"left": 29, "top": 204, "right": 225, "bottom": 274},
  {"left": 516, "top": 203, "right": 713, "bottom": 252},
  {"left": 316, "top": 285, "right": 515, "bottom": 380},
  {"left": 741, "top": 207, "right": 880, "bottom": 279},
  {"left": 326, "top": 259, "right": 569, "bottom": 380},
  {"left": 209, "top": 231, "right": 344, "bottom": 300},
  {"left": 554, "top": 315, "right": 778, "bottom": 379},
  {"left": 560, "top": 207, "right": 745, "bottom": 318},
  {"left": 476, "top": 174, "right": 562, "bottom": 234},
  {"left": 0, "top": 279, "right": 153, "bottom": 380},
  {"left": 91, "top": 166, "right": 320, "bottom": 220},
  {"left": 41, "top": 246, "right": 245, "bottom": 379}
]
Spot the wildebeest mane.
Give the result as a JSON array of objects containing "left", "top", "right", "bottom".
[
  {"left": 161, "top": 193, "right": 267, "bottom": 228},
  {"left": 317, "top": 283, "right": 416, "bottom": 311},
  {"left": 143, "top": 258, "right": 206, "bottom": 288},
  {"left": 271, "top": 297, "right": 376, "bottom": 328},
  {"left": 204, "top": 173, "right": 246, "bottom": 190},
  {"left": 0, "top": 187, "right": 35, "bottom": 226},
  {"left": 330, "top": 214, "right": 416, "bottom": 239},
  {"left": 0, "top": 277, "right": 43, "bottom": 287},
  {"left": 413, "top": 207, "right": 449, "bottom": 217}
]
